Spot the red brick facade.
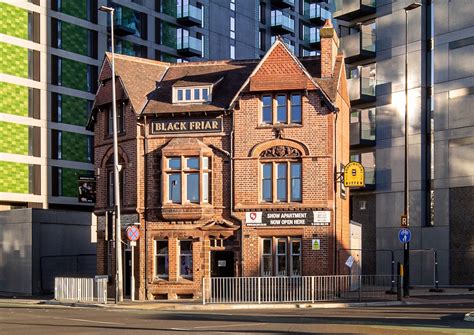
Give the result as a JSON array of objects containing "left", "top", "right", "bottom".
[{"left": 90, "top": 23, "right": 350, "bottom": 300}]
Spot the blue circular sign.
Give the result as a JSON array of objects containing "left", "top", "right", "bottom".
[{"left": 399, "top": 228, "right": 411, "bottom": 243}]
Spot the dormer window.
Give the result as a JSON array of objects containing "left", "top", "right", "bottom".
[{"left": 173, "top": 86, "right": 212, "bottom": 103}]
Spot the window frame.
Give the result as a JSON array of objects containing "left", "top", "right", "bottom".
[
  {"left": 163, "top": 155, "right": 212, "bottom": 205},
  {"left": 173, "top": 86, "right": 212, "bottom": 103},
  {"left": 260, "top": 161, "right": 302, "bottom": 203},
  {"left": 260, "top": 237, "right": 302, "bottom": 277},
  {"left": 259, "top": 93, "right": 303, "bottom": 125},
  {"left": 179, "top": 239, "right": 193, "bottom": 279},
  {"left": 154, "top": 239, "right": 169, "bottom": 279},
  {"left": 107, "top": 102, "right": 125, "bottom": 136}
]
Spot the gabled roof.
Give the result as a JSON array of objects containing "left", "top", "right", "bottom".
[
  {"left": 142, "top": 60, "right": 259, "bottom": 115},
  {"left": 88, "top": 35, "right": 347, "bottom": 129},
  {"left": 228, "top": 38, "right": 336, "bottom": 111}
]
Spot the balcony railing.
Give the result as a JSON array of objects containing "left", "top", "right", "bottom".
[
  {"left": 177, "top": 35, "right": 202, "bottom": 57},
  {"left": 333, "top": 0, "right": 376, "bottom": 21},
  {"left": 271, "top": 0, "right": 295, "bottom": 9},
  {"left": 305, "top": 3, "right": 332, "bottom": 25},
  {"left": 350, "top": 115, "right": 376, "bottom": 148},
  {"left": 364, "top": 169, "right": 375, "bottom": 188},
  {"left": 177, "top": 3, "right": 202, "bottom": 27},
  {"left": 348, "top": 76, "right": 376, "bottom": 104},
  {"left": 111, "top": 6, "right": 143, "bottom": 37},
  {"left": 304, "top": 29, "right": 320, "bottom": 47},
  {"left": 271, "top": 11, "right": 294, "bottom": 34},
  {"left": 342, "top": 31, "right": 375, "bottom": 63}
]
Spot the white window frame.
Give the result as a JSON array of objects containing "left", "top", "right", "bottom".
[
  {"left": 164, "top": 156, "right": 212, "bottom": 205},
  {"left": 172, "top": 86, "right": 212, "bottom": 103},
  {"left": 290, "top": 238, "right": 302, "bottom": 276}
]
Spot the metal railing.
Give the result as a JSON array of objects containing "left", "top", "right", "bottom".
[
  {"left": 203, "top": 275, "right": 399, "bottom": 304},
  {"left": 54, "top": 276, "right": 108, "bottom": 304}
]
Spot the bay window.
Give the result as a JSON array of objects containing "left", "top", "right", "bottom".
[{"left": 164, "top": 155, "right": 211, "bottom": 204}]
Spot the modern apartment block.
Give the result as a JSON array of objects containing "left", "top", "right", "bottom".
[
  {"left": 336, "top": 0, "right": 474, "bottom": 285},
  {"left": 0, "top": 0, "right": 332, "bottom": 211}
]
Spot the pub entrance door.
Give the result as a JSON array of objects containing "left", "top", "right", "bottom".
[{"left": 211, "top": 251, "right": 234, "bottom": 277}]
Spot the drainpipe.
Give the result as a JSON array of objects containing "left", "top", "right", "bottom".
[
  {"left": 143, "top": 115, "right": 149, "bottom": 299},
  {"left": 229, "top": 109, "right": 243, "bottom": 276},
  {"left": 333, "top": 108, "right": 340, "bottom": 275}
]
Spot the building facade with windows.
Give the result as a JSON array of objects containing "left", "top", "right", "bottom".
[
  {"left": 89, "top": 22, "right": 351, "bottom": 300},
  {"left": 335, "top": 0, "right": 474, "bottom": 285},
  {"left": 0, "top": 0, "right": 332, "bottom": 212}
]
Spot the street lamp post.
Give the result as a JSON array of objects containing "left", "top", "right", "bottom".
[
  {"left": 99, "top": 5, "right": 123, "bottom": 303},
  {"left": 403, "top": 2, "right": 421, "bottom": 298}
]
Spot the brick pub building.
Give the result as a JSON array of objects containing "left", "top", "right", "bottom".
[{"left": 88, "top": 20, "right": 351, "bottom": 300}]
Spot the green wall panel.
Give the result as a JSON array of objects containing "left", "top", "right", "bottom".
[
  {"left": 59, "top": 0, "right": 88, "bottom": 21},
  {"left": 0, "top": 3, "right": 29, "bottom": 40},
  {"left": 61, "top": 58, "right": 88, "bottom": 91},
  {"left": 0, "top": 161, "right": 30, "bottom": 194},
  {"left": 61, "top": 21, "right": 89, "bottom": 56},
  {"left": 61, "top": 95, "right": 89, "bottom": 127},
  {"left": 162, "top": 22, "right": 177, "bottom": 49},
  {"left": 0, "top": 122, "right": 29, "bottom": 155},
  {"left": 0, "top": 42, "right": 29, "bottom": 78},
  {"left": 162, "top": 0, "right": 177, "bottom": 17},
  {"left": 62, "top": 131, "right": 89, "bottom": 163},
  {"left": 0, "top": 82, "right": 29, "bottom": 117},
  {"left": 61, "top": 168, "right": 90, "bottom": 197}
]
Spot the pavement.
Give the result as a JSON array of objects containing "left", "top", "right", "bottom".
[{"left": 1, "top": 288, "right": 473, "bottom": 321}]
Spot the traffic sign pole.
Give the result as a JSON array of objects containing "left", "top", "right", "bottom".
[
  {"left": 131, "top": 242, "right": 135, "bottom": 301},
  {"left": 126, "top": 225, "right": 139, "bottom": 301}
]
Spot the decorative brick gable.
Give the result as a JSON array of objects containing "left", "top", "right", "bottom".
[{"left": 249, "top": 42, "right": 318, "bottom": 92}]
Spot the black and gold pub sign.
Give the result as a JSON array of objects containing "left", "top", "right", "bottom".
[{"left": 151, "top": 118, "right": 223, "bottom": 134}]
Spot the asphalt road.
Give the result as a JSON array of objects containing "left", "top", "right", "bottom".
[{"left": 0, "top": 302, "right": 473, "bottom": 334}]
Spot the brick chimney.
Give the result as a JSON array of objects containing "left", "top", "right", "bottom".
[{"left": 320, "top": 19, "right": 340, "bottom": 78}]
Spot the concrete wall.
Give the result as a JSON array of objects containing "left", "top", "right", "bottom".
[
  {"left": 0, "top": 209, "right": 96, "bottom": 295},
  {"left": 0, "top": 210, "right": 33, "bottom": 295}
]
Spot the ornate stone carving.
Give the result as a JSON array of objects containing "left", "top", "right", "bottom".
[{"left": 260, "top": 146, "right": 302, "bottom": 158}]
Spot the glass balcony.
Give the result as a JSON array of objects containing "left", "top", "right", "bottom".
[
  {"left": 364, "top": 168, "right": 376, "bottom": 188},
  {"left": 177, "top": 3, "right": 202, "bottom": 27},
  {"left": 177, "top": 35, "right": 202, "bottom": 57},
  {"left": 271, "top": 0, "right": 295, "bottom": 9},
  {"left": 303, "top": 29, "right": 320, "bottom": 48},
  {"left": 271, "top": 10, "right": 294, "bottom": 34},
  {"left": 341, "top": 31, "right": 375, "bottom": 63},
  {"left": 305, "top": 3, "right": 332, "bottom": 25},
  {"left": 348, "top": 76, "right": 376, "bottom": 104},
  {"left": 333, "top": 0, "right": 376, "bottom": 21},
  {"left": 110, "top": 5, "right": 145, "bottom": 37},
  {"left": 350, "top": 109, "right": 376, "bottom": 148},
  {"left": 348, "top": 64, "right": 376, "bottom": 104}
]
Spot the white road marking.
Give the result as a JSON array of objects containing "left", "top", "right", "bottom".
[
  {"left": 54, "top": 317, "right": 124, "bottom": 326},
  {"left": 191, "top": 322, "right": 268, "bottom": 329}
]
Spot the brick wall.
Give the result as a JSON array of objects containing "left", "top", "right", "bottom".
[{"left": 93, "top": 34, "right": 351, "bottom": 300}]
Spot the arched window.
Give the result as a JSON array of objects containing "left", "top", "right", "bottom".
[{"left": 259, "top": 146, "right": 302, "bottom": 203}]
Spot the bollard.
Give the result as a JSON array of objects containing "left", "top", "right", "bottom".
[
  {"left": 429, "top": 250, "right": 444, "bottom": 292},
  {"left": 386, "top": 251, "right": 397, "bottom": 294},
  {"left": 397, "top": 262, "right": 403, "bottom": 301}
]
